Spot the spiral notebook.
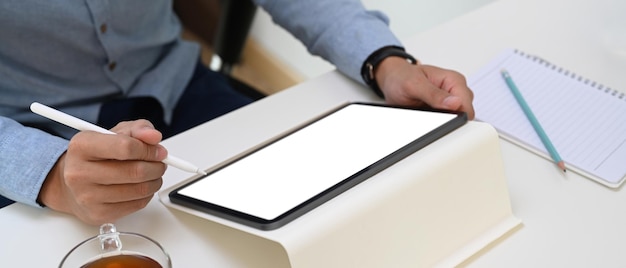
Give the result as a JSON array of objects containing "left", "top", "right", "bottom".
[{"left": 469, "top": 49, "right": 626, "bottom": 188}]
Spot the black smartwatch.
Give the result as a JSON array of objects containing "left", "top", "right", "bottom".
[{"left": 360, "top": 46, "right": 418, "bottom": 98}]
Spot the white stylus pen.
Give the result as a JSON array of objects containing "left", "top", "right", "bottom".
[{"left": 30, "top": 102, "right": 207, "bottom": 175}]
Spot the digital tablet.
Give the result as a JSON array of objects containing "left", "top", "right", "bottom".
[{"left": 169, "top": 102, "right": 467, "bottom": 230}]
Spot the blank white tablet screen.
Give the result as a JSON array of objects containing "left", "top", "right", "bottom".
[{"left": 178, "top": 104, "right": 456, "bottom": 220}]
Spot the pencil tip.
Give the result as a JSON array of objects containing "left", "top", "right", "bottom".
[{"left": 557, "top": 161, "right": 566, "bottom": 173}]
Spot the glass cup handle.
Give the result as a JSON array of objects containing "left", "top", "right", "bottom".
[{"left": 98, "top": 223, "right": 122, "bottom": 252}]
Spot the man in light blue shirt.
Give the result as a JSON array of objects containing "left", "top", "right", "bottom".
[{"left": 0, "top": 0, "right": 474, "bottom": 224}]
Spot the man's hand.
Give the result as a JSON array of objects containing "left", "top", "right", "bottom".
[
  {"left": 38, "top": 120, "right": 168, "bottom": 225},
  {"left": 375, "top": 57, "right": 475, "bottom": 119}
]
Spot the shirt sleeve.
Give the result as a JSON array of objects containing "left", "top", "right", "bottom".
[
  {"left": 252, "top": 0, "right": 403, "bottom": 83},
  {"left": 0, "top": 116, "right": 68, "bottom": 207}
]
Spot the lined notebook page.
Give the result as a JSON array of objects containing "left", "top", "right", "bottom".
[{"left": 469, "top": 49, "right": 626, "bottom": 187}]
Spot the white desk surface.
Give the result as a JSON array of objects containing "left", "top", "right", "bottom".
[{"left": 2, "top": 0, "right": 626, "bottom": 266}]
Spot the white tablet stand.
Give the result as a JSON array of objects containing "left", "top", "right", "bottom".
[{"left": 160, "top": 122, "right": 521, "bottom": 267}]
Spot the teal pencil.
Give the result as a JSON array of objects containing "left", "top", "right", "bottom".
[{"left": 500, "top": 69, "right": 566, "bottom": 172}]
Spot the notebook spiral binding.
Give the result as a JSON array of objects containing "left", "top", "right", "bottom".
[{"left": 514, "top": 49, "right": 625, "bottom": 101}]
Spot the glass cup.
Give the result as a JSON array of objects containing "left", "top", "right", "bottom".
[{"left": 59, "top": 223, "right": 172, "bottom": 268}]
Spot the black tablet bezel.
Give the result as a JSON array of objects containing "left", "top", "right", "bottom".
[{"left": 169, "top": 102, "right": 467, "bottom": 230}]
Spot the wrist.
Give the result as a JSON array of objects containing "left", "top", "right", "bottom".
[
  {"left": 37, "top": 153, "right": 67, "bottom": 211},
  {"left": 360, "top": 46, "right": 418, "bottom": 98},
  {"left": 375, "top": 56, "right": 415, "bottom": 85}
]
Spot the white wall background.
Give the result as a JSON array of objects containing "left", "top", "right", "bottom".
[{"left": 249, "top": 0, "right": 496, "bottom": 79}]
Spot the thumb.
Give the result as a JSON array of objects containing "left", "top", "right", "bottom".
[
  {"left": 130, "top": 125, "right": 164, "bottom": 145},
  {"left": 111, "top": 119, "right": 163, "bottom": 145},
  {"left": 130, "top": 125, "right": 168, "bottom": 162},
  {"left": 419, "top": 84, "right": 463, "bottom": 111},
  {"left": 110, "top": 120, "right": 167, "bottom": 161},
  {"left": 441, "top": 95, "right": 463, "bottom": 110}
]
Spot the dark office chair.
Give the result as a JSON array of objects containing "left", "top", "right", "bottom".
[
  {"left": 0, "top": 195, "right": 13, "bottom": 208},
  {"left": 174, "top": 0, "right": 266, "bottom": 100}
]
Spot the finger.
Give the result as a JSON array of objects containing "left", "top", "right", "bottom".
[
  {"left": 111, "top": 119, "right": 154, "bottom": 135},
  {"left": 423, "top": 65, "right": 476, "bottom": 118},
  {"left": 106, "top": 179, "right": 163, "bottom": 203},
  {"left": 103, "top": 160, "right": 166, "bottom": 184},
  {"left": 443, "top": 84, "right": 475, "bottom": 119},
  {"left": 459, "top": 94, "right": 475, "bottom": 119},
  {"left": 112, "top": 119, "right": 164, "bottom": 145},
  {"left": 408, "top": 81, "right": 462, "bottom": 111},
  {"left": 76, "top": 195, "right": 155, "bottom": 225},
  {"left": 64, "top": 158, "right": 167, "bottom": 185},
  {"left": 69, "top": 131, "right": 166, "bottom": 162},
  {"left": 89, "top": 178, "right": 163, "bottom": 204},
  {"left": 453, "top": 84, "right": 475, "bottom": 119}
]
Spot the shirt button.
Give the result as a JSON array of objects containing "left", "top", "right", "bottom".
[
  {"left": 100, "top": 23, "right": 107, "bottom": 34},
  {"left": 108, "top": 61, "right": 117, "bottom": 71}
]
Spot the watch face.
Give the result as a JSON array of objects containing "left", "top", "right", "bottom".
[{"left": 366, "top": 63, "right": 375, "bottom": 80}]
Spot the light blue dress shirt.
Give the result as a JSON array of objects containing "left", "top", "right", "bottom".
[{"left": 0, "top": 0, "right": 401, "bottom": 206}]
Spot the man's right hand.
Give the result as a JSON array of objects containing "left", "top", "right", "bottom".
[{"left": 37, "top": 119, "right": 168, "bottom": 225}]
